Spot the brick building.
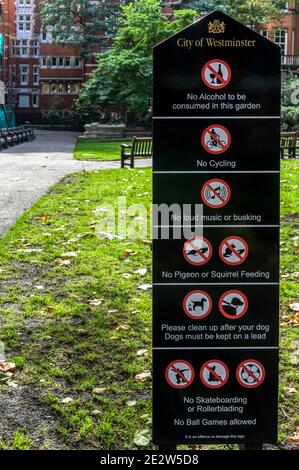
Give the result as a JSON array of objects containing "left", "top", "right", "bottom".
[
  {"left": 0, "top": 0, "right": 97, "bottom": 123},
  {"left": 257, "top": 1, "right": 299, "bottom": 69},
  {"left": 0, "top": 1, "right": 298, "bottom": 124}
]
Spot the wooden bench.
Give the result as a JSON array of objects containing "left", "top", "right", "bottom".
[
  {"left": 281, "top": 132, "right": 298, "bottom": 159},
  {"left": 0, "top": 125, "right": 36, "bottom": 151},
  {"left": 121, "top": 136, "right": 153, "bottom": 168}
]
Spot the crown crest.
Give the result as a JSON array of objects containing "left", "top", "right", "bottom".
[{"left": 208, "top": 19, "right": 226, "bottom": 34}]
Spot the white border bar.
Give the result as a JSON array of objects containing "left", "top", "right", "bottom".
[
  {"left": 153, "top": 347, "right": 279, "bottom": 350},
  {"left": 153, "top": 225, "right": 279, "bottom": 228},
  {"left": 154, "top": 171, "right": 280, "bottom": 174},
  {"left": 154, "top": 283, "right": 279, "bottom": 286},
  {"left": 153, "top": 116, "right": 281, "bottom": 120}
]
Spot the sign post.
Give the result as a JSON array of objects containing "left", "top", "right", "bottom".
[{"left": 153, "top": 11, "right": 280, "bottom": 449}]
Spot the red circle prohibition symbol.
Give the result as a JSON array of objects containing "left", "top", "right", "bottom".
[
  {"left": 183, "top": 236, "right": 213, "bottom": 266},
  {"left": 219, "top": 290, "right": 249, "bottom": 320},
  {"left": 201, "top": 178, "right": 231, "bottom": 209},
  {"left": 200, "top": 359, "right": 229, "bottom": 389},
  {"left": 236, "top": 359, "right": 266, "bottom": 389},
  {"left": 183, "top": 290, "right": 213, "bottom": 320},
  {"left": 201, "top": 59, "right": 232, "bottom": 90},
  {"left": 219, "top": 236, "right": 249, "bottom": 266},
  {"left": 201, "top": 124, "right": 231, "bottom": 155},
  {"left": 165, "top": 360, "right": 195, "bottom": 389}
]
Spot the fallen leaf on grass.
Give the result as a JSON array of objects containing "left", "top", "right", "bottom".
[
  {"left": 0, "top": 361, "right": 16, "bottom": 373},
  {"left": 282, "top": 311, "right": 299, "bottom": 325},
  {"left": 61, "top": 397, "right": 73, "bottom": 404},
  {"left": 41, "top": 215, "right": 49, "bottom": 223},
  {"left": 88, "top": 299, "right": 103, "bottom": 307},
  {"left": 286, "top": 427, "right": 299, "bottom": 446},
  {"left": 290, "top": 303, "right": 299, "bottom": 312},
  {"left": 116, "top": 324, "right": 130, "bottom": 331},
  {"left": 138, "top": 284, "right": 152, "bottom": 291},
  {"left": 134, "top": 268, "right": 147, "bottom": 276},
  {"left": 123, "top": 273, "right": 132, "bottom": 279},
  {"left": 92, "top": 207, "right": 109, "bottom": 214},
  {"left": 109, "top": 336, "right": 118, "bottom": 340},
  {"left": 96, "top": 231, "right": 123, "bottom": 240},
  {"left": 137, "top": 349, "right": 148, "bottom": 357},
  {"left": 34, "top": 285, "right": 44, "bottom": 290},
  {"left": 58, "top": 259, "right": 72, "bottom": 266},
  {"left": 17, "top": 248, "right": 43, "bottom": 253},
  {"left": 285, "top": 387, "right": 297, "bottom": 395},
  {"left": 127, "top": 400, "right": 137, "bottom": 407},
  {"left": 60, "top": 252, "right": 78, "bottom": 260},
  {"left": 92, "top": 387, "right": 108, "bottom": 395},
  {"left": 134, "top": 429, "right": 151, "bottom": 447},
  {"left": 124, "top": 249, "right": 136, "bottom": 257},
  {"left": 135, "top": 371, "right": 151, "bottom": 382},
  {"left": 45, "top": 306, "right": 55, "bottom": 313}
]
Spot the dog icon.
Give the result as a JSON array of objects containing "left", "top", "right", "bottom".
[{"left": 188, "top": 298, "right": 207, "bottom": 312}]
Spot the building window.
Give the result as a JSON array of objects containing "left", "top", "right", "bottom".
[
  {"left": 32, "top": 94, "right": 39, "bottom": 108},
  {"left": 75, "top": 57, "right": 81, "bottom": 67},
  {"left": 21, "top": 40, "right": 28, "bottom": 56},
  {"left": 59, "top": 57, "right": 64, "bottom": 67},
  {"left": 260, "top": 30, "right": 268, "bottom": 38},
  {"left": 51, "top": 83, "right": 58, "bottom": 93},
  {"left": 274, "top": 29, "right": 288, "bottom": 63},
  {"left": 33, "top": 66, "right": 39, "bottom": 85},
  {"left": 18, "top": 15, "right": 32, "bottom": 33},
  {"left": 58, "top": 83, "right": 64, "bottom": 94},
  {"left": 9, "top": 65, "right": 16, "bottom": 84},
  {"left": 71, "top": 83, "right": 80, "bottom": 94},
  {"left": 19, "top": 0, "right": 32, "bottom": 5},
  {"left": 42, "top": 83, "right": 50, "bottom": 94},
  {"left": 52, "top": 57, "right": 58, "bottom": 67},
  {"left": 19, "top": 94, "right": 30, "bottom": 108},
  {"left": 33, "top": 40, "right": 39, "bottom": 57},
  {"left": 20, "top": 65, "right": 29, "bottom": 85},
  {"left": 65, "top": 57, "right": 71, "bottom": 67}
]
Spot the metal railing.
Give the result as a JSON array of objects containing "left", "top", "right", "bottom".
[{"left": 282, "top": 55, "right": 299, "bottom": 66}]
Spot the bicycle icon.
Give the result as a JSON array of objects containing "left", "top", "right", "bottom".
[
  {"left": 207, "top": 130, "right": 226, "bottom": 150},
  {"left": 202, "top": 125, "right": 231, "bottom": 155}
]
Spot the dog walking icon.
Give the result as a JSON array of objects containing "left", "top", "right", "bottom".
[{"left": 183, "top": 290, "right": 213, "bottom": 320}]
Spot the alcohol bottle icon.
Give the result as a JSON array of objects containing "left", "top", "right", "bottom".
[{"left": 216, "top": 64, "right": 224, "bottom": 84}]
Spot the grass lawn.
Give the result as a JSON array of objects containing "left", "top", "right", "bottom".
[
  {"left": 74, "top": 139, "right": 131, "bottom": 161},
  {"left": 0, "top": 162, "right": 298, "bottom": 450}
]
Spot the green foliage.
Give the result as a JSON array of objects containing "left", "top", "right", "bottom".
[
  {"left": 75, "top": 0, "right": 197, "bottom": 126},
  {"left": 178, "top": 0, "right": 285, "bottom": 26},
  {"left": 13, "top": 430, "right": 31, "bottom": 450},
  {"left": 281, "top": 72, "right": 299, "bottom": 131},
  {"left": 281, "top": 107, "right": 299, "bottom": 131},
  {"left": 40, "top": 0, "right": 125, "bottom": 56}
]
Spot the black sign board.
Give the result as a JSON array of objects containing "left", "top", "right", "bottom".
[{"left": 153, "top": 11, "right": 280, "bottom": 446}]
